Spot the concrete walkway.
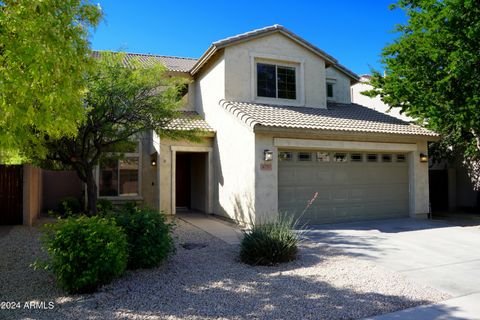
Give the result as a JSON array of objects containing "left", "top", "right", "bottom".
[
  {"left": 365, "top": 293, "right": 480, "bottom": 320},
  {"left": 177, "top": 213, "right": 243, "bottom": 245}
]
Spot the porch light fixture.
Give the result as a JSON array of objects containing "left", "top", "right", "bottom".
[
  {"left": 419, "top": 153, "right": 428, "bottom": 162},
  {"left": 150, "top": 154, "right": 157, "bottom": 166},
  {"left": 264, "top": 150, "right": 273, "bottom": 161}
]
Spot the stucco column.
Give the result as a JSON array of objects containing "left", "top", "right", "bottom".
[{"left": 408, "top": 141, "right": 430, "bottom": 219}]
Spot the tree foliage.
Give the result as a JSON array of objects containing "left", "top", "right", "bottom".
[
  {"left": 34, "top": 52, "right": 200, "bottom": 214},
  {"left": 0, "top": 0, "right": 102, "bottom": 157},
  {"left": 364, "top": 0, "right": 480, "bottom": 161}
]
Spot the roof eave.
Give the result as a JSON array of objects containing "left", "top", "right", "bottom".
[{"left": 253, "top": 124, "right": 439, "bottom": 140}]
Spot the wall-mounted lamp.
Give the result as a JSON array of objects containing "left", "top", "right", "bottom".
[
  {"left": 264, "top": 150, "right": 273, "bottom": 161},
  {"left": 419, "top": 153, "right": 428, "bottom": 162},
  {"left": 150, "top": 154, "right": 157, "bottom": 166}
]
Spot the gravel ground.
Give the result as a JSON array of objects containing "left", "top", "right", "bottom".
[{"left": 0, "top": 218, "right": 450, "bottom": 320}]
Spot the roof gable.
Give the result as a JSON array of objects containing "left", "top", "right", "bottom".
[{"left": 191, "top": 25, "right": 359, "bottom": 82}]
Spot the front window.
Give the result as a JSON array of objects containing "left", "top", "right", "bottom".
[
  {"left": 257, "top": 63, "right": 296, "bottom": 100},
  {"left": 99, "top": 142, "right": 140, "bottom": 197}
]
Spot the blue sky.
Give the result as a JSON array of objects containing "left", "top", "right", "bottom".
[{"left": 91, "top": 1, "right": 407, "bottom": 75}]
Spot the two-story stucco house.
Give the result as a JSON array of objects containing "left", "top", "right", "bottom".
[{"left": 39, "top": 25, "right": 438, "bottom": 227}]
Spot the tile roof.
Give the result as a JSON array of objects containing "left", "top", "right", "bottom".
[
  {"left": 166, "top": 111, "right": 214, "bottom": 132},
  {"left": 219, "top": 100, "right": 437, "bottom": 137},
  {"left": 92, "top": 51, "right": 197, "bottom": 72}
]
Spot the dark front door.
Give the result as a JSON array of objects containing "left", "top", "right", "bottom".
[
  {"left": 0, "top": 165, "right": 23, "bottom": 225},
  {"left": 176, "top": 153, "right": 191, "bottom": 208}
]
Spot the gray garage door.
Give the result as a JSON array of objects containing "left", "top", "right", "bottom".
[{"left": 278, "top": 150, "right": 409, "bottom": 225}]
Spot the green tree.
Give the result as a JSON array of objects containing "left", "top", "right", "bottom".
[
  {"left": 365, "top": 0, "right": 480, "bottom": 167},
  {"left": 34, "top": 52, "right": 199, "bottom": 215},
  {"left": 0, "top": 0, "right": 102, "bottom": 157}
]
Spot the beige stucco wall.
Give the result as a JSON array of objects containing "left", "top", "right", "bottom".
[
  {"left": 23, "top": 165, "right": 42, "bottom": 226},
  {"left": 140, "top": 132, "right": 159, "bottom": 210},
  {"left": 194, "top": 52, "right": 257, "bottom": 224},
  {"left": 252, "top": 130, "right": 432, "bottom": 221},
  {"left": 158, "top": 138, "right": 213, "bottom": 214},
  {"left": 325, "top": 67, "right": 352, "bottom": 104},
  {"left": 223, "top": 32, "right": 327, "bottom": 108}
]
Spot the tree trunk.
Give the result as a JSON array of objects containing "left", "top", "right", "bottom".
[{"left": 85, "top": 168, "right": 98, "bottom": 216}]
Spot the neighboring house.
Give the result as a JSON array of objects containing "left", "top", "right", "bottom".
[
  {"left": 352, "top": 74, "right": 479, "bottom": 214},
  {"left": 2, "top": 25, "right": 439, "bottom": 226},
  {"left": 351, "top": 75, "right": 413, "bottom": 122}
]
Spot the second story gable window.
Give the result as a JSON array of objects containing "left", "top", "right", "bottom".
[
  {"left": 257, "top": 63, "right": 296, "bottom": 100},
  {"left": 327, "top": 82, "right": 334, "bottom": 99}
]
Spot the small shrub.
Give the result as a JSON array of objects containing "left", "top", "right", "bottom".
[
  {"left": 111, "top": 206, "right": 174, "bottom": 269},
  {"left": 40, "top": 216, "right": 127, "bottom": 293},
  {"left": 96, "top": 198, "right": 114, "bottom": 215},
  {"left": 57, "top": 196, "right": 82, "bottom": 216},
  {"left": 240, "top": 215, "right": 300, "bottom": 266}
]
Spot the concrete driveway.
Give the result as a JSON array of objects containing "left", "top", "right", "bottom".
[{"left": 305, "top": 218, "right": 480, "bottom": 298}]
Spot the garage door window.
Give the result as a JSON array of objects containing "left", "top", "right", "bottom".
[
  {"left": 316, "top": 152, "right": 330, "bottom": 162},
  {"left": 382, "top": 154, "right": 393, "bottom": 162},
  {"left": 350, "top": 154, "right": 363, "bottom": 162},
  {"left": 396, "top": 154, "right": 406, "bottom": 162},
  {"left": 367, "top": 154, "right": 378, "bottom": 162},
  {"left": 298, "top": 152, "right": 312, "bottom": 161},
  {"left": 333, "top": 153, "right": 348, "bottom": 162},
  {"left": 279, "top": 151, "right": 293, "bottom": 161}
]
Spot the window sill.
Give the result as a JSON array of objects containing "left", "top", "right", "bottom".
[
  {"left": 98, "top": 196, "right": 143, "bottom": 201},
  {"left": 254, "top": 97, "right": 304, "bottom": 107}
]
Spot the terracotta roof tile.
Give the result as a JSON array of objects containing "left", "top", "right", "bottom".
[
  {"left": 166, "top": 111, "right": 214, "bottom": 132},
  {"left": 219, "top": 100, "right": 437, "bottom": 137}
]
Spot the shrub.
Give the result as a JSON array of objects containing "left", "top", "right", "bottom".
[
  {"left": 96, "top": 198, "right": 114, "bottom": 215},
  {"left": 40, "top": 216, "right": 127, "bottom": 293},
  {"left": 111, "top": 206, "right": 174, "bottom": 269},
  {"left": 240, "top": 215, "right": 300, "bottom": 266},
  {"left": 57, "top": 196, "right": 82, "bottom": 216}
]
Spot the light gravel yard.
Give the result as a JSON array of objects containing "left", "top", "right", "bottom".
[{"left": 0, "top": 218, "right": 449, "bottom": 320}]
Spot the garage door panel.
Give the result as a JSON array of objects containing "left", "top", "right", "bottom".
[{"left": 278, "top": 150, "right": 409, "bottom": 224}]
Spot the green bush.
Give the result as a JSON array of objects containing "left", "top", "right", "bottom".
[
  {"left": 40, "top": 216, "right": 127, "bottom": 293},
  {"left": 240, "top": 215, "right": 300, "bottom": 266},
  {"left": 96, "top": 198, "right": 114, "bottom": 215},
  {"left": 57, "top": 196, "right": 82, "bottom": 216},
  {"left": 111, "top": 206, "right": 174, "bottom": 269}
]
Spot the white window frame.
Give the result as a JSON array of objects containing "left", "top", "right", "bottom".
[
  {"left": 250, "top": 52, "right": 305, "bottom": 106},
  {"left": 96, "top": 140, "right": 143, "bottom": 200}
]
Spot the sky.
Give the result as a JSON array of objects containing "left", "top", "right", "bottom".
[{"left": 90, "top": 1, "right": 407, "bottom": 75}]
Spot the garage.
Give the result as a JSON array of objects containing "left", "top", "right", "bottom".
[{"left": 278, "top": 150, "right": 409, "bottom": 225}]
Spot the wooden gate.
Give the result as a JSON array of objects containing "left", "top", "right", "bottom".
[{"left": 0, "top": 165, "right": 23, "bottom": 225}]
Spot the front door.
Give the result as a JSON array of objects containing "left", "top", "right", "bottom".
[{"left": 176, "top": 153, "right": 191, "bottom": 208}]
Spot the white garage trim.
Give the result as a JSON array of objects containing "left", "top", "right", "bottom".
[{"left": 274, "top": 138, "right": 418, "bottom": 152}]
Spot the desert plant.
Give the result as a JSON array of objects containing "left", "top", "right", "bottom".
[
  {"left": 111, "top": 206, "right": 174, "bottom": 269},
  {"left": 57, "top": 196, "right": 82, "bottom": 216},
  {"left": 39, "top": 216, "right": 127, "bottom": 293},
  {"left": 240, "top": 214, "right": 301, "bottom": 266}
]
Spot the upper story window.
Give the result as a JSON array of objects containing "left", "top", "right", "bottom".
[
  {"left": 257, "top": 63, "right": 296, "bottom": 100},
  {"left": 327, "top": 82, "right": 334, "bottom": 99}
]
